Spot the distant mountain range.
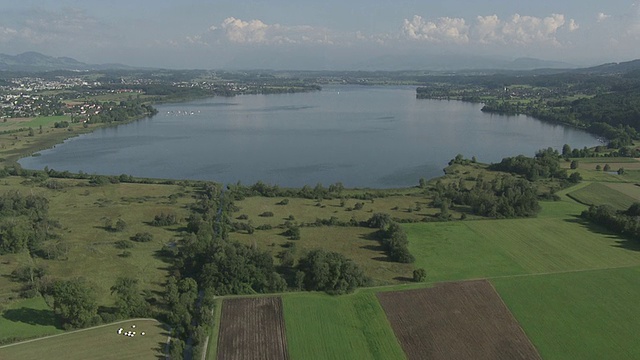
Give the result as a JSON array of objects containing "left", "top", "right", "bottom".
[
  {"left": 0, "top": 52, "right": 136, "bottom": 71},
  {"left": 1, "top": 51, "right": 640, "bottom": 74}
]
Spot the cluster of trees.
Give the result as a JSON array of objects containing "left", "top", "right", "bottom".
[
  {"left": 164, "top": 276, "right": 213, "bottom": 360},
  {"left": 296, "top": 249, "right": 370, "bottom": 294},
  {"left": 367, "top": 213, "right": 415, "bottom": 263},
  {"left": 227, "top": 181, "right": 345, "bottom": 200},
  {"left": 433, "top": 175, "right": 541, "bottom": 218},
  {"left": 581, "top": 203, "right": 640, "bottom": 240},
  {"left": 0, "top": 191, "right": 63, "bottom": 258},
  {"left": 151, "top": 212, "right": 178, "bottom": 226},
  {"left": 489, "top": 148, "right": 567, "bottom": 181},
  {"left": 86, "top": 99, "right": 157, "bottom": 124}
]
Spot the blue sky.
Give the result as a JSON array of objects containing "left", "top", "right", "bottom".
[{"left": 0, "top": 1, "right": 638, "bottom": 69}]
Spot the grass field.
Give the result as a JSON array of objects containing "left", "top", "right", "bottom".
[
  {"left": 231, "top": 225, "right": 414, "bottom": 285},
  {"left": 493, "top": 266, "right": 640, "bottom": 360},
  {"left": 567, "top": 182, "right": 637, "bottom": 210},
  {"left": 233, "top": 194, "right": 436, "bottom": 229},
  {"left": 0, "top": 176, "right": 194, "bottom": 315},
  {"left": 603, "top": 182, "right": 640, "bottom": 201},
  {"left": 0, "top": 318, "right": 167, "bottom": 360},
  {"left": 405, "top": 200, "right": 640, "bottom": 282},
  {"left": 0, "top": 115, "right": 72, "bottom": 130},
  {"left": 282, "top": 291, "right": 406, "bottom": 360},
  {"left": 0, "top": 296, "right": 62, "bottom": 342}
]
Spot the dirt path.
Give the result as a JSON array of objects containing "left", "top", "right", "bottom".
[{"left": 0, "top": 318, "right": 164, "bottom": 349}]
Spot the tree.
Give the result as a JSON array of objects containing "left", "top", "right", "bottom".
[
  {"left": 53, "top": 278, "right": 99, "bottom": 329},
  {"left": 110, "top": 276, "right": 149, "bottom": 318},
  {"left": 367, "top": 213, "right": 392, "bottom": 229},
  {"left": 604, "top": 164, "right": 611, "bottom": 172},
  {"left": 569, "top": 172, "right": 582, "bottom": 183},
  {"left": 284, "top": 225, "right": 300, "bottom": 240},
  {"left": 114, "top": 218, "right": 127, "bottom": 232},
  {"left": 131, "top": 232, "right": 153, "bottom": 242},
  {"left": 419, "top": 177, "right": 427, "bottom": 188},
  {"left": 562, "top": 144, "right": 572, "bottom": 157},
  {"left": 413, "top": 268, "right": 427, "bottom": 282},
  {"left": 618, "top": 167, "right": 626, "bottom": 175},
  {"left": 595, "top": 164, "right": 602, "bottom": 171},
  {"left": 570, "top": 160, "right": 579, "bottom": 169}
]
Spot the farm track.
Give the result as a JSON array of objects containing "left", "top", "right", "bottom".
[
  {"left": 0, "top": 318, "right": 166, "bottom": 349},
  {"left": 377, "top": 280, "right": 541, "bottom": 360},
  {"left": 216, "top": 297, "right": 289, "bottom": 360}
]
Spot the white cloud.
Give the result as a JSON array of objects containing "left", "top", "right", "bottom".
[
  {"left": 568, "top": 19, "right": 580, "bottom": 32},
  {"left": 408, "top": 13, "right": 575, "bottom": 47},
  {"left": 475, "top": 15, "right": 502, "bottom": 44},
  {"left": 597, "top": 12, "right": 611, "bottom": 22},
  {"left": 211, "top": 17, "right": 333, "bottom": 45},
  {"left": 221, "top": 17, "right": 269, "bottom": 44},
  {"left": 500, "top": 13, "right": 566, "bottom": 45},
  {"left": 0, "top": 27, "right": 18, "bottom": 42},
  {"left": 402, "top": 15, "right": 469, "bottom": 43}
]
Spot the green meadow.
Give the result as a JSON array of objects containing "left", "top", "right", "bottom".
[
  {"left": 282, "top": 291, "right": 406, "bottom": 360},
  {"left": 0, "top": 319, "right": 167, "bottom": 360},
  {"left": 493, "top": 267, "right": 640, "bottom": 360},
  {"left": 567, "top": 182, "right": 637, "bottom": 210}
]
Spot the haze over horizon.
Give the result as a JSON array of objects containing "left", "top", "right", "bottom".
[{"left": 0, "top": 0, "right": 639, "bottom": 70}]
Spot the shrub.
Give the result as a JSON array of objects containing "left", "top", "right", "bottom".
[
  {"left": 115, "top": 240, "right": 134, "bottom": 249},
  {"left": 131, "top": 232, "right": 153, "bottom": 242},
  {"left": 259, "top": 211, "right": 274, "bottom": 217},
  {"left": 413, "top": 268, "right": 427, "bottom": 282}
]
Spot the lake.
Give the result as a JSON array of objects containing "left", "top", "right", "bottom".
[{"left": 19, "top": 85, "right": 601, "bottom": 188}]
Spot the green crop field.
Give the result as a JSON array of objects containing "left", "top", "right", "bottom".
[
  {"left": 282, "top": 292, "right": 406, "bottom": 360},
  {"left": 604, "top": 182, "right": 640, "bottom": 201},
  {"left": 567, "top": 182, "right": 637, "bottom": 210},
  {"left": 0, "top": 115, "right": 71, "bottom": 130},
  {"left": 405, "top": 200, "right": 640, "bottom": 282},
  {"left": 493, "top": 266, "right": 640, "bottom": 360},
  {"left": 0, "top": 319, "right": 167, "bottom": 360}
]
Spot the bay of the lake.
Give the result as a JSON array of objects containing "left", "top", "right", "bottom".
[{"left": 19, "top": 85, "right": 601, "bottom": 188}]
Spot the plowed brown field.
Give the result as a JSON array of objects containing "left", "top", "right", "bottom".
[
  {"left": 216, "top": 297, "right": 289, "bottom": 360},
  {"left": 377, "top": 280, "right": 541, "bottom": 360}
]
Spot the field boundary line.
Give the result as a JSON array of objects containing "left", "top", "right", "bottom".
[
  {"left": 484, "top": 263, "right": 640, "bottom": 282},
  {"left": 486, "top": 281, "right": 543, "bottom": 357},
  {"left": 0, "top": 318, "right": 161, "bottom": 349}
]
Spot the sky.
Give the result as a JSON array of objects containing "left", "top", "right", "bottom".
[{"left": 0, "top": 0, "right": 639, "bottom": 70}]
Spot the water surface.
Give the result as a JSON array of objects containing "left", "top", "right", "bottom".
[{"left": 19, "top": 86, "right": 600, "bottom": 188}]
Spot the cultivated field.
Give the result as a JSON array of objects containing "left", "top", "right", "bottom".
[
  {"left": 405, "top": 200, "right": 640, "bottom": 282},
  {"left": 282, "top": 292, "right": 405, "bottom": 360},
  {"left": 567, "top": 182, "right": 637, "bottom": 210},
  {"left": 216, "top": 297, "right": 289, "bottom": 360},
  {"left": 603, "top": 182, "right": 640, "bottom": 202},
  {"left": 377, "top": 280, "right": 540, "bottom": 360},
  {"left": 493, "top": 266, "right": 640, "bottom": 359},
  {"left": 0, "top": 319, "right": 167, "bottom": 360}
]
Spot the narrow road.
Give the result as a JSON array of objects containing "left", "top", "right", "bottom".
[{"left": 0, "top": 318, "right": 163, "bottom": 349}]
